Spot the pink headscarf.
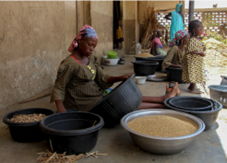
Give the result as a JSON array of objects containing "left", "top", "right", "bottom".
[{"left": 68, "top": 25, "right": 98, "bottom": 52}]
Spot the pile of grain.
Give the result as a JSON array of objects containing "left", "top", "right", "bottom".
[
  {"left": 135, "top": 53, "right": 153, "bottom": 58},
  {"left": 128, "top": 115, "right": 198, "bottom": 137},
  {"left": 10, "top": 113, "right": 46, "bottom": 123}
]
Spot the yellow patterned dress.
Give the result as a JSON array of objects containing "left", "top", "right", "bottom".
[{"left": 182, "top": 37, "right": 206, "bottom": 83}]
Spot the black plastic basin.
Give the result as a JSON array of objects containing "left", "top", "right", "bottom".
[
  {"left": 40, "top": 111, "right": 104, "bottom": 155},
  {"left": 91, "top": 77, "right": 142, "bottom": 127},
  {"left": 2, "top": 108, "right": 54, "bottom": 142},
  {"left": 166, "top": 66, "right": 183, "bottom": 83},
  {"left": 164, "top": 98, "right": 223, "bottom": 130},
  {"left": 133, "top": 61, "right": 159, "bottom": 76},
  {"left": 168, "top": 96, "right": 213, "bottom": 111},
  {"left": 135, "top": 55, "right": 164, "bottom": 72}
]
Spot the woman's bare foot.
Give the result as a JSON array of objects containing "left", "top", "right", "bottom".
[
  {"left": 165, "top": 84, "right": 173, "bottom": 95},
  {"left": 164, "top": 82, "right": 180, "bottom": 99}
]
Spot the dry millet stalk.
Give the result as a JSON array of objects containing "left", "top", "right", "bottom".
[{"left": 37, "top": 150, "right": 108, "bottom": 163}]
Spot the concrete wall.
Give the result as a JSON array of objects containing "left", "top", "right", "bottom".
[
  {"left": 90, "top": 1, "right": 113, "bottom": 56},
  {"left": 0, "top": 1, "right": 114, "bottom": 109},
  {"left": 0, "top": 2, "right": 76, "bottom": 109},
  {"left": 0, "top": 1, "right": 178, "bottom": 109},
  {"left": 123, "top": 1, "right": 137, "bottom": 54}
]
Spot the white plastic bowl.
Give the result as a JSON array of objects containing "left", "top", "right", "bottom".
[
  {"left": 106, "top": 58, "right": 119, "bottom": 66},
  {"left": 135, "top": 76, "right": 147, "bottom": 85}
]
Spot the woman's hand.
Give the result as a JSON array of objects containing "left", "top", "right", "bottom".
[
  {"left": 191, "top": 51, "right": 206, "bottom": 57},
  {"left": 120, "top": 73, "right": 133, "bottom": 81},
  {"left": 170, "top": 64, "right": 182, "bottom": 68},
  {"left": 199, "top": 52, "right": 205, "bottom": 57}
]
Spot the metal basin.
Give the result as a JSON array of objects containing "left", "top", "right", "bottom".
[{"left": 121, "top": 109, "right": 205, "bottom": 154}]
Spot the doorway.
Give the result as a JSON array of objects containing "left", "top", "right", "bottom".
[{"left": 113, "top": 1, "right": 123, "bottom": 49}]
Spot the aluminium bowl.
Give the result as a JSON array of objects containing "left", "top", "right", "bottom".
[{"left": 121, "top": 109, "right": 205, "bottom": 154}]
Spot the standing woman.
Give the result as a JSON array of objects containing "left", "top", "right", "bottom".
[
  {"left": 182, "top": 20, "right": 206, "bottom": 94},
  {"left": 51, "top": 25, "right": 130, "bottom": 112},
  {"left": 165, "top": 3, "right": 184, "bottom": 40}
]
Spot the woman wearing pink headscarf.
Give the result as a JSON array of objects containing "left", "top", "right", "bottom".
[
  {"left": 162, "top": 30, "right": 189, "bottom": 71},
  {"left": 51, "top": 25, "right": 130, "bottom": 112},
  {"left": 51, "top": 25, "right": 180, "bottom": 112}
]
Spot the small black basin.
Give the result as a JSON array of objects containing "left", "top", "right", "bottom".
[{"left": 168, "top": 96, "right": 213, "bottom": 111}]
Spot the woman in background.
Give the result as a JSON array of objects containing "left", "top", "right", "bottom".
[
  {"left": 165, "top": 3, "right": 185, "bottom": 40},
  {"left": 150, "top": 30, "right": 167, "bottom": 56},
  {"left": 162, "top": 30, "right": 189, "bottom": 71}
]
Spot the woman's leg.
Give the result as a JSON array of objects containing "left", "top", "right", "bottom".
[
  {"left": 139, "top": 82, "right": 180, "bottom": 109},
  {"left": 142, "top": 96, "right": 165, "bottom": 103},
  {"left": 188, "top": 83, "right": 195, "bottom": 91},
  {"left": 188, "top": 83, "right": 204, "bottom": 94},
  {"left": 142, "top": 82, "right": 179, "bottom": 103},
  {"left": 138, "top": 102, "right": 165, "bottom": 109}
]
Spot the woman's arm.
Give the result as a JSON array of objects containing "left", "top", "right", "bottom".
[
  {"left": 164, "top": 12, "right": 172, "bottom": 20},
  {"left": 190, "top": 51, "right": 206, "bottom": 57},
  {"left": 55, "top": 100, "right": 66, "bottom": 112},
  {"left": 162, "top": 47, "right": 176, "bottom": 70},
  {"left": 107, "top": 74, "right": 132, "bottom": 83},
  {"left": 51, "top": 64, "right": 73, "bottom": 112}
]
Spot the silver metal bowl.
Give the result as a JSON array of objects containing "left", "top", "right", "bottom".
[{"left": 121, "top": 109, "right": 205, "bottom": 154}]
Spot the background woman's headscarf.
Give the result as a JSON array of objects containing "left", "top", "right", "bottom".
[
  {"left": 175, "top": 3, "right": 183, "bottom": 12},
  {"left": 68, "top": 25, "right": 98, "bottom": 52},
  {"left": 169, "top": 30, "right": 188, "bottom": 47}
]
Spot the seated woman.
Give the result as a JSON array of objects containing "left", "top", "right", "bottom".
[
  {"left": 51, "top": 25, "right": 180, "bottom": 112},
  {"left": 150, "top": 30, "right": 167, "bottom": 56},
  {"left": 162, "top": 30, "right": 189, "bottom": 72}
]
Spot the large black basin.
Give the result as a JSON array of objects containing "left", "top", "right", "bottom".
[
  {"left": 91, "top": 76, "right": 142, "bottom": 127},
  {"left": 132, "top": 61, "right": 159, "bottom": 76},
  {"left": 135, "top": 55, "right": 164, "bottom": 72},
  {"left": 40, "top": 111, "right": 104, "bottom": 154},
  {"left": 3, "top": 108, "right": 54, "bottom": 142}
]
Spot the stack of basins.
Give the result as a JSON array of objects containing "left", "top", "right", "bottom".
[{"left": 164, "top": 96, "right": 223, "bottom": 130}]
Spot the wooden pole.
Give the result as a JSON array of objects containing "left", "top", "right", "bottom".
[{"left": 188, "top": 0, "right": 195, "bottom": 23}]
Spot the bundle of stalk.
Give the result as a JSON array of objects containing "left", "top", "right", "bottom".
[{"left": 37, "top": 151, "right": 108, "bottom": 163}]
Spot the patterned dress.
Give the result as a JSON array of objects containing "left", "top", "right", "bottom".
[
  {"left": 182, "top": 37, "right": 206, "bottom": 83},
  {"left": 51, "top": 55, "right": 112, "bottom": 111}
]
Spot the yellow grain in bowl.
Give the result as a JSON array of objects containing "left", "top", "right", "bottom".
[
  {"left": 128, "top": 115, "right": 198, "bottom": 137},
  {"left": 135, "top": 53, "right": 153, "bottom": 58}
]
